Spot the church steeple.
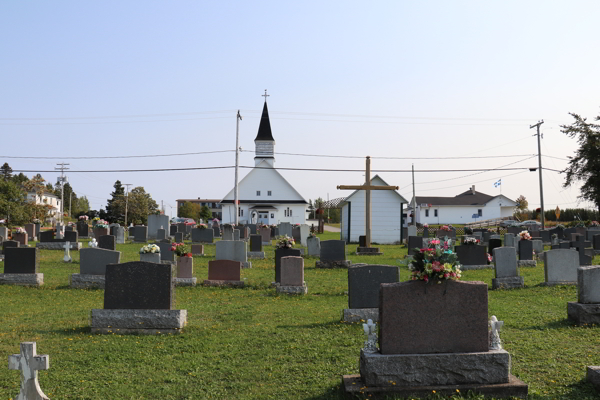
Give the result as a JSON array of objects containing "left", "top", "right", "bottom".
[{"left": 254, "top": 90, "right": 275, "bottom": 166}]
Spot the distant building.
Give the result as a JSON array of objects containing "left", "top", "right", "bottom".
[
  {"left": 26, "top": 191, "right": 62, "bottom": 219},
  {"left": 220, "top": 98, "right": 308, "bottom": 225},
  {"left": 176, "top": 199, "right": 222, "bottom": 220},
  {"left": 408, "top": 185, "right": 517, "bottom": 225}
]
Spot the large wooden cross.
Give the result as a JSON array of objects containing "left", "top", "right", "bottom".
[{"left": 337, "top": 156, "right": 399, "bottom": 247}]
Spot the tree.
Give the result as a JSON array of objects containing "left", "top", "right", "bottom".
[
  {"left": 105, "top": 180, "right": 125, "bottom": 223},
  {"left": 1, "top": 163, "right": 13, "bottom": 181},
  {"left": 199, "top": 205, "right": 213, "bottom": 222},
  {"left": 123, "top": 186, "right": 158, "bottom": 225},
  {"left": 515, "top": 195, "right": 528, "bottom": 211},
  {"left": 74, "top": 196, "right": 90, "bottom": 216},
  {"left": 23, "top": 174, "right": 46, "bottom": 203},
  {"left": 561, "top": 112, "right": 600, "bottom": 214},
  {"left": 178, "top": 202, "right": 201, "bottom": 220},
  {"left": 11, "top": 173, "right": 29, "bottom": 186},
  {"left": 0, "top": 179, "right": 27, "bottom": 224}
]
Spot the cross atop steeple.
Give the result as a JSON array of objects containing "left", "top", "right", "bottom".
[{"left": 262, "top": 89, "right": 270, "bottom": 102}]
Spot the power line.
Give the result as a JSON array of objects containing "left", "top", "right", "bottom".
[
  {"left": 0, "top": 150, "right": 234, "bottom": 160},
  {"left": 243, "top": 150, "right": 536, "bottom": 160},
  {"left": 0, "top": 110, "right": 236, "bottom": 121}
]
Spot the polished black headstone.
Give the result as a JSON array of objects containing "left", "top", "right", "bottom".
[
  {"left": 455, "top": 245, "right": 488, "bottom": 265},
  {"left": 249, "top": 234, "right": 262, "bottom": 252},
  {"left": 104, "top": 262, "right": 174, "bottom": 310},
  {"left": 407, "top": 236, "right": 423, "bottom": 256},
  {"left": 64, "top": 230, "right": 78, "bottom": 243},
  {"left": 98, "top": 235, "right": 116, "bottom": 251},
  {"left": 594, "top": 234, "right": 600, "bottom": 250},
  {"left": 320, "top": 240, "right": 346, "bottom": 262},
  {"left": 348, "top": 265, "right": 399, "bottom": 309},
  {"left": 38, "top": 230, "right": 54, "bottom": 242},
  {"left": 359, "top": 235, "right": 367, "bottom": 247},
  {"left": 213, "top": 226, "right": 221, "bottom": 238},
  {"left": 77, "top": 223, "right": 89, "bottom": 237},
  {"left": 488, "top": 238, "right": 502, "bottom": 255},
  {"left": 170, "top": 224, "right": 177, "bottom": 235},
  {"left": 248, "top": 224, "right": 257, "bottom": 235},
  {"left": 518, "top": 240, "right": 533, "bottom": 260},
  {"left": 4, "top": 247, "right": 39, "bottom": 274},
  {"left": 2, "top": 240, "right": 20, "bottom": 253}
]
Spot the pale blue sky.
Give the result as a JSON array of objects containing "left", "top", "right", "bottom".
[{"left": 1, "top": 1, "right": 599, "bottom": 215}]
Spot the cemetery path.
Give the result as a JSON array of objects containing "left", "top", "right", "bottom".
[{"left": 323, "top": 225, "right": 341, "bottom": 232}]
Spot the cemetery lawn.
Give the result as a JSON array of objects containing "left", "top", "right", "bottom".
[{"left": 0, "top": 234, "right": 599, "bottom": 400}]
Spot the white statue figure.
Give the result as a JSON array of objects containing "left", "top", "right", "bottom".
[
  {"left": 63, "top": 241, "right": 72, "bottom": 262},
  {"left": 362, "top": 319, "right": 378, "bottom": 354},
  {"left": 88, "top": 238, "right": 98, "bottom": 248},
  {"left": 489, "top": 315, "right": 504, "bottom": 350}
]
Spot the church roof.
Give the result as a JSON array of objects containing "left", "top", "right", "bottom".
[
  {"left": 414, "top": 189, "right": 516, "bottom": 206},
  {"left": 254, "top": 102, "right": 274, "bottom": 141}
]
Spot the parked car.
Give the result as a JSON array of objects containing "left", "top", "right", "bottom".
[
  {"left": 170, "top": 217, "right": 196, "bottom": 225},
  {"left": 500, "top": 220, "right": 520, "bottom": 227},
  {"left": 519, "top": 220, "right": 541, "bottom": 227}
]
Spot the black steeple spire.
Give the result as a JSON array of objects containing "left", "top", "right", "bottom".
[{"left": 255, "top": 91, "right": 274, "bottom": 141}]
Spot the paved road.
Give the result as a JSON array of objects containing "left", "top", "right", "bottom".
[{"left": 323, "top": 225, "right": 341, "bottom": 233}]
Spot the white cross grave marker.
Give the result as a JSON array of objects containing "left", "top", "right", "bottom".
[
  {"left": 88, "top": 238, "right": 98, "bottom": 248},
  {"left": 8, "top": 342, "right": 50, "bottom": 400},
  {"left": 63, "top": 241, "right": 72, "bottom": 262}
]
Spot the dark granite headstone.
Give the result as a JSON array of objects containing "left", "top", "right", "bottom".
[
  {"left": 455, "top": 245, "right": 487, "bottom": 265},
  {"left": 134, "top": 226, "right": 148, "bottom": 242},
  {"left": 2, "top": 240, "right": 20, "bottom": 253},
  {"left": 170, "top": 224, "right": 177, "bottom": 235},
  {"left": 292, "top": 226, "right": 301, "bottom": 244},
  {"left": 578, "top": 245, "right": 593, "bottom": 266},
  {"left": 213, "top": 226, "right": 221, "bottom": 238},
  {"left": 64, "top": 230, "right": 78, "bottom": 243},
  {"left": 563, "top": 228, "right": 576, "bottom": 241},
  {"left": 559, "top": 241, "right": 571, "bottom": 249},
  {"left": 549, "top": 226, "right": 563, "bottom": 240},
  {"left": 407, "top": 236, "right": 424, "bottom": 256},
  {"left": 248, "top": 224, "right": 257, "bottom": 235},
  {"left": 80, "top": 248, "right": 121, "bottom": 275},
  {"left": 359, "top": 235, "right": 367, "bottom": 247},
  {"left": 156, "top": 228, "right": 167, "bottom": 240},
  {"left": 104, "top": 262, "right": 174, "bottom": 310},
  {"left": 174, "top": 232, "right": 184, "bottom": 243},
  {"left": 38, "top": 230, "right": 54, "bottom": 242},
  {"left": 571, "top": 235, "right": 591, "bottom": 251},
  {"left": 348, "top": 265, "right": 399, "bottom": 309},
  {"left": 34, "top": 223, "right": 41, "bottom": 237},
  {"left": 156, "top": 242, "right": 175, "bottom": 262},
  {"left": 98, "top": 235, "right": 116, "bottom": 251},
  {"left": 518, "top": 240, "right": 533, "bottom": 260},
  {"left": 320, "top": 240, "right": 346, "bottom": 262},
  {"left": 379, "top": 280, "right": 488, "bottom": 355},
  {"left": 422, "top": 227, "right": 429, "bottom": 238},
  {"left": 488, "top": 238, "right": 502, "bottom": 255},
  {"left": 482, "top": 232, "right": 491, "bottom": 243},
  {"left": 4, "top": 247, "right": 39, "bottom": 274},
  {"left": 594, "top": 234, "right": 600, "bottom": 250},
  {"left": 207, "top": 259, "right": 242, "bottom": 281},
  {"left": 539, "top": 230, "right": 551, "bottom": 242},
  {"left": 177, "top": 223, "right": 186, "bottom": 233},
  {"left": 192, "top": 228, "right": 214, "bottom": 243},
  {"left": 275, "top": 248, "right": 302, "bottom": 283},
  {"left": 249, "top": 234, "right": 262, "bottom": 252},
  {"left": 77, "top": 223, "right": 89, "bottom": 238},
  {"left": 65, "top": 226, "right": 74, "bottom": 232},
  {"left": 507, "top": 226, "right": 522, "bottom": 235}
]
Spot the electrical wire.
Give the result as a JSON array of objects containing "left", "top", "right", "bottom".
[{"left": 0, "top": 150, "right": 235, "bottom": 160}]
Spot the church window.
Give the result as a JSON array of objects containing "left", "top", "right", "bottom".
[
  {"left": 256, "top": 191, "right": 261, "bottom": 196},
  {"left": 425, "top": 209, "right": 429, "bottom": 217},
  {"left": 268, "top": 191, "right": 272, "bottom": 196},
  {"left": 478, "top": 209, "right": 483, "bottom": 217},
  {"left": 271, "top": 213, "right": 274, "bottom": 218},
  {"left": 289, "top": 208, "right": 292, "bottom": 217},
  {"left": 239, "top": 208, "right": 243, "bottom": 217},
  {"left": 434, "top": 209, "right": 438, "bottom": 217}
]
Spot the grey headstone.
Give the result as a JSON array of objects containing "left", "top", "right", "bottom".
[
  {"left": 177, "top": 223, "right": 186, "bottom": 234},
  {"left": 504, "top": 233, "right": 515, "bottom": 248},
  {"left": 275, "top": 248, "right": 302, "bottom": 283},
  {"left": 532, "top": 239, "right": 543, "bottom": 255},
  {"left": 544, "top": 249, "right": 580, "bottom": 284},
  {"left": 215, "top": 240, "right": 247, "bottom": 264},
  {"left": 279, "top": 222, "right": 292, "bottom": 238},
  {"left": 407, "top": 226, "right": 417, "bottom": 238},
  {"left": 586, "top": 228, "right": 600, "bottom": 242},
  {"left": 156, "top": 228, "right": 167, "bottom": 241},
  {"left": 80, "top": 247, "right": 121, "bottom": 275},
  {"left": 348, "top": 265, "right": 399, "bottom": 309},
  {"left": 233, "top": 229, "right": 240, "bottom": 241},
  {"left": 134, "top": 226, "right": 148, "bottom": 242},
  {"left": 493, "top": 247, "right": 518, "bottom": 278},
  {"left": 0, "top": 227, "right": 8, "bottom": 241},
  {"left": 147, "top": 214, "right": 170, "bottom": 239},
  {"left": 320, "top": 240, "right": 346, "bottom": 262},
  {"left": 223, "top": 225, "right": 233, "bottom": 240},
  {"left": 157, "top": 242, "right": 175, "bottom": 262},
  {"left": 174, "top": 232, "right": 184, "bottom": 243},
  {"left": 192, "top": 228, "right": 214, "bottom": 243},
  {"left": 248, "top": 224, "right": 257, "bottom": 235},
  {"left": 213, "top": 226, "right": 221, "bottom": 238},
  {"left": 307, "top": 236, "right": 320, "bottom": 256},
  {"left": 578, "top": 266, "right": 600, "bottom": 303},
  {"left": 97, "top": 235, "right": 116, "bottom": 251},
  {"left": 115, "top": 227, "right": 125, "bottom": 244}
]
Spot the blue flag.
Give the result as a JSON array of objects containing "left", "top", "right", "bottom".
[{"left": 494, "top": 179, "right": 502, "bottom": 188}]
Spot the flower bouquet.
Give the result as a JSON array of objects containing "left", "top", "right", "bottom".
[
  {"left": 440, "top": 225, "right": 452, "bottom": 232},
  {"left": 276, "top": 235, "right": 295, "bottom": 249},
  {"left": 409, "top": 238, "right": 462, "bottom": 284},
  {"left": 463, "top": 236, "right": 480, "bottom": 245},
  {"left": 309, "top": 231, "right": 317, "bottom": 238},
  {"left": 79, "top": 215, "right": 89, "bottom": 221},
  {"left": 140, "top": 244, "right": 160, "bottom": 254},
  {"left": 93, "top": 217, "right": 100, "bottom": 221},
  {"left": 32, "top": 218, "right": 41, "bottom": 224},
  {"left": 95, "top": 219, "right": 109, "bottom": 229},
  {"left": 589, "top": 221, "right": 600, "bottom": 227},
  {"left": 14, "top": 227, "right": 26, "bottom": 234},
  {"left": 423, "top": 223, "right": 429, "bottom": 228},
  {"left": 197, "top": 223, "right": 208, "bottom": 230},
  {"left": 519, "top": 231, "right": 531, "bottom": 240},
  {"left": 171, "top": 242, "right": 191, "bottom": 257}
]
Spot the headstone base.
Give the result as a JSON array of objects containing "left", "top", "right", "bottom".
[
  {"left": 588, "top": 366, "right": 600, "bottom": 391},
  {"left": 360, "top": 349, "right": 511, "bottom": 386},
  {"left": 460, "top": 264, "right": 492, "bottom": 270},
  {"left": 517, "top": 260, "right": 536, "bottom": 267},
  {"left": 342, "top": 308, "right": 378, "bottom": 323},
  {"left": 342, "top": 373, "right": 527, "bottom": 399},
  {"left": 0, "top": 273, "right": 43, "bottom": 286},
  {"left": 36, "top": 242, "right": 82, "bottom": 250},
  {"left": 541, "top": 281, "right": 577, "bottom": 286},
  {"left": 174, "top": 277, "right": 197, "bottom": 287},
  {"left": 242, "top": 262, "right": 252, "bottom": 269},
  {"left": 315, "top": 260, "right": 352, "bottom": 269},
  {"left": 492, "top": 276, "right": 524, "bottom": 289},
  {"left": 247, "top": 251, "right": 265, "bottom": 259},
  {"left": 70, "top": 274, "right": 105, "bottom": 289},
  {"left": 90, "top": 309, "right": 186, "bottom": 334},
  {"left": 567, "top": 302, "right": 600, "bottom": 325},
  {"left": 203, "top": 279, "right": 244, "bottom": 287},
  {"left": 276, "top": 283, "right": 307, "bottom": 295},
  {"left": 355, "top": 246, "right": 383, "bottom": 255}
]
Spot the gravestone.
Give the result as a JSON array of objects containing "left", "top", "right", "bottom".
[
  {"left": 422, "top": 226, "right": 429, "bottom": 238},
  {"left": 25, "top": 223, "right": 36, "bottom": 240},
  {"left": 455, "top": 245, "right": 488, "bottom": 267},
  {"left": 177, "top": 222, "right": 186, "bottom": 234},
  {"left": 594, "top": 235, "right": 600, "bottom": 251},
  {"left": 147, "top": 214, "right": 169, "bottom": 239},
  {"left": 532, "top": 239, "right": 543, "bottom": 256},
  {"left": 3, "top": 240, "right": 20, "bottom": 254},
  {"left": 543, "top": 249, "right": 579, "bottom": 285},
  {"left": 223, "top": 225, "right": 234, "bottom": 240},
  {"left": 174, "top": 232, "right": 184, "bottom": 243},
  {"left": 13, "top": 231, "right": 28, "bottom": 246},
  {"left": 488, "top": 238, "right": 502, "bottom": 255},
  {"left": 0, "top": 247, "right": 42, "bottom": 286},
  {"left": 259, "top": 227, "right": 271, "bottom": 245},
  {"left": 174, "top": 256, "right": 196, "bottom": 287},
  {"left": 492, "top": 247, "right": 523, "bottom": 289},
  {"left": 156, "top": 242, "right": 175, "bottom": 263},
  {"left": 170, "top": 224, "right": 178, "bottom": 236},
  {"left": 539, "top": 230, "right": 551, "bottom": 243},
  {"left": 297, "top": 224, "right": 310, "bottom": 246},
  {"left": 279, "top": 222, "right": 292, "bottom": 238},
  {"left": 248, "top": 234, "right": 264, "bottom": 259},
  {"left": 65, "top": 225, "right": 74, "bottom": 232},
  {"left": 233, "top": 229, "right": 240, "bottom": 241},
  {"left": 344, "top": 264, "right": 399, "bottom": 322},
  {"left": 191, "top": 244, "right": 204, "bottom": 255},
  {"left": 248, "top": 224, "right": 257, "bottom": 235},
  {"left": 204, "top": 259, "right": 244, "bottom": 287},
  {"left": 192, "top": 228, "right": 214, "bottom": 243},
  {"left": 407, "top": 226, "right": 417, "bottom": 238},
  {"left": 64, "top": 230, "right": 78, "bottom": 243},
  {"left": 115, "top": 227, "right": 125, "bottom": 244},
  {"left": 56, "top": 223, "right": 64, "bottom": 239},
  {"left": 563, "top": 227, "right": 576, "bottom": 240},
  {"left": 518, "top": 240, "right": 533, "bottom": 261},
  {"left": 316, "top": 240, "right": 351, "bottom": 268},
  {"left": 407, "top": 236, "right": 423, "bottom": 256},
  {"left": 213, "top": 226, "right": 221, "bottom": 238},
  {"left": 307, "top": 236, "right": 320, "bottom": 257},
  {"left": 98, "top": 235, "right": 116, "bottom": 251},
  {"left": 134, "top": 226, "right": 148, "bottom": 242},
  {"left": 482, "top": 232, "right": 492, "bottom": 244},
  {"left": 215, "top": 240, "right": 251, "bottom": 268},
  {"left": 347, "top": 279, "right": 526, "bottom": 398},
  {"left": 8, "top": 342, "right": 50, "bottom": 400},
  {"left": 359, "top": 235, "right": 367, "bottom": 247},
  {"left": 0, "top": 227, "right": 8, "bottom": 241},
  {"left": 90, "top": 261, "right": 186, "bottom": 334},
  {"left": 586, "top": 227, "right": 600, "bottom": 242},
  {"left": 156, "top": 228, "right": 167, "bottom": 241},
  {"left": 77, "top": 222, "right": 89, "bottom": 238},
  {"left": 275, "top": 248, "right": 302, "bottom": 284},
  {"left": 568, "top": 266, "right": 600, "bottom": 324},
  {"left": 276, "top": 256, "right": 307, "bottom": 294},
  {"left": 71, "top": 247, "right": 121, "bottom": 288},
  {"left": 507, "top": 226, "right": 522, "bottom": 235},
  {"left": 239, "top": 226, "right": 249, "bottom": 240}
]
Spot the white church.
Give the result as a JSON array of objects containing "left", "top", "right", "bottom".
[{"left": 220, "top": 99, "right": 308, "bottom": 225}]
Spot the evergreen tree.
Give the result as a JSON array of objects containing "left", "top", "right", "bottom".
[
  {"left": 105, "top": 180, "right": 125, "bottom": 223},
  {"left": 1, "top": 163, "right": 13, "bottom": 181},
  {"left": 199, "top": 205, "right": 213, "bottom": 222}
]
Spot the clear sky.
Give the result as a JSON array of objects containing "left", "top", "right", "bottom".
[{"left": 1, "top": 1, "right": 599, "bottom": 217}]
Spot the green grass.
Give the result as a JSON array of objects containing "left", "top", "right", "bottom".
[{"left": 0, "top": 233, "right": 599, "bottom": 399}]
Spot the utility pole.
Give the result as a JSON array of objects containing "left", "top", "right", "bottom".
[
  {"left": 234, "top": 110, "right": 242, "bottom": 225},
  {"left": 411, "top": 164, "right": 416, "bottom": 226},
  {"left": 530, "top": 120, "right": 545, "bottom": 229},
  {"left": 69, "top": 191, "right": 72, "bottom": 218},
  {"left": 123, "top": 183, "right": 132, "bottom": 228},
  {"left": 55, "top": 163, "right": 70, "bottom": 223}
]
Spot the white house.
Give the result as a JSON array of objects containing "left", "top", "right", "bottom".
[
  {"left": 340, "top": 175, "right": 409, "bottom": 244},
  {"left": 409, "top": 185, "right": 517, "bottom": 225},
  {"left": 220, "top": 100, "right": 308, "bottom": 225},
  {"left": 26, "top": 191, "right": 62, "bottom": 218}
]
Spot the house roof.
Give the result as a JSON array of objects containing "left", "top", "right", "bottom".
[
  {"left": 340, "top": 175, "right": 409, "bottom": 206},
  {"left": 254, "top": 101, "right": 274, "bottom": 141},
  {"left": 415, "top": 189, "right": 515, "bottom": 206}
]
